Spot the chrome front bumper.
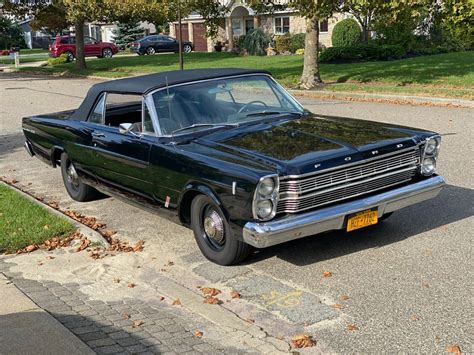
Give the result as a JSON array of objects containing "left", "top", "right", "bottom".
[{"left": 243, "top": 175, "right": 445, "bottom": 248}]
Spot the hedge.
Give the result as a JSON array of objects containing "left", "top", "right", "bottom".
[
  {"left": 320, "top": 44, "right": 406, "bottom": 63},
  {"left": 331, "top": 18, "right": 361, "bottom": 47}
]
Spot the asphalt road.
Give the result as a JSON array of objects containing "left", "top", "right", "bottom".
[{"left": 1, "top": 73, "right": 473, "bottom": 353}]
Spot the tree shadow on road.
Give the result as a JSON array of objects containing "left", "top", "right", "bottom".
[{"left": 248, "top": 184, "right": 474, "bottom": 266}]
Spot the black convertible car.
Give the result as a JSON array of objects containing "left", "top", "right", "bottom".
[{"left": 22, "top": 69, "right": 445, "bottom": 265}]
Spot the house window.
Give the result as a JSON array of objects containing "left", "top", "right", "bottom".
[
  {"left": 274, "top": 16, "right": 290, "bottom": 35},
  {"left": 245, "top": 19, "right": 254, "bottom": 34},
  {"left": 320, "top": 19, "right": 329, "bottom": 33},
  {"left": 232, "top": 19, "right": 243, "bottom": 36}
]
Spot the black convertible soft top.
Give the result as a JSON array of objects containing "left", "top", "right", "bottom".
[{"left": 70, "top": 68, "right": 271, "bottom": 121}]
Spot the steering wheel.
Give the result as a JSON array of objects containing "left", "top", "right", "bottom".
[{"left": 238, "top": 100, "right": 268, "bottom": 114}]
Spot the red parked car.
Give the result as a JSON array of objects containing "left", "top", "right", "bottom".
[{"left": 49, "top": 36, "right": 118, "bottom": 61}]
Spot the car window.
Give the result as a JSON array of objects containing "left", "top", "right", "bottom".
[
  {"left": 143, "top": 102, "right": 155, "bottom": 134},
  {"left": 146, "top": 36, "right": 159, "bottom": 42},
  {"left": 88, "top": 93, "right": 106, "bottom": 124},
  {"left": 69, "top": 37, "right": 76, "bottom": 44},
  {"left": 161, "top": 36, "right": 174, "bottom": 42},
  {"left": 84, "top": 37, "right": 96, "bottom": 45},
  {"left": 104, "top": 93, "right": 144, "bottom": 131},
  {"left": 60, "top": 37, "right": 69, "bottom": 44}
]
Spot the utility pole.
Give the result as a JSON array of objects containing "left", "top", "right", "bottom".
[{"left": 177, "top": 0, "right": 184, "bottom": 70}]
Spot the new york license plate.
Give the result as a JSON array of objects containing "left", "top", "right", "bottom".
[{"left": 346, "top": 209, "right": 378, "bottom": 232}]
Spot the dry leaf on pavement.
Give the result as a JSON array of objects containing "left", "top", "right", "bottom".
[
  {"left": 230, "top": 291, "right": 241, "bottom": 299},
  {"left": 322, "top": 271, "right": 332, "bottom": 277},
  {"left": 172, "top": 299, "right": 181, "bottom": 306},
  {"left": 159, "top": 296, "right": 165, "bottom": 301},
  {"left": 113, "top": 277, "right": 121, "bottom": 283},
  {"left": 127, "top": 283, "right": 136, "bottom": 288},
  {"left": 347, "top": 324, "right": 359, "bottom": 331},
  {"left": 194, "top": 331, "right": 203, "bottom": 338},
  {"left": 201, "top": 287, "right": 221, "bottom": 297},
  {"left": 446, "top": 345, "right": 462, "bottom": 354},
  {"left": 76, "top": 238, "right": 90, "bottom": 252},
  {"left": 332, "top": 303, "right": 344, "bottom": 310},
  {"left": 203, "top": 296, "right": 220, "bottom": 305},
  {"left": 340, "top": 295, "right": 350, "bottom": 301},
  {"left": 165, "top": 260, "right": 174, "bottom": 266},
  {"left": 122, "top": 313, "right": 130, "bottom": 320},
  {"left": 291, "top": 334, "right": 316, "bottom": 348},
  {"left": 132, "top": 320, "right": 144, "bottom": 328}
]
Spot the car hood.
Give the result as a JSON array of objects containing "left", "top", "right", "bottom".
[{"left": 192, "top": 113, "right": 433, "bottom": 176}]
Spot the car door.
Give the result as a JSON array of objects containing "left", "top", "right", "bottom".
[
  {"left": 160, "top": 36, "right": 178, "bottom": 52},
  {"left": 84, "top": 37, "right": 101, "bottom": 56},
  {"left": 76, "top": 93, "right": 156, "bottom": 199}
]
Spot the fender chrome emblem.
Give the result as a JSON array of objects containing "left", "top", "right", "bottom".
[
  {"left": 344, "top": 157, "right": 351, "bottom": 161},
  {"left": 396, "top": 143, "right": 404, "bottom": 148},
  {"left": 371, "top": 150, "right": 379, "bottom": 155}
]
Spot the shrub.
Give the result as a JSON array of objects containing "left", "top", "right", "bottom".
[
  {"left": 331, "top": 18, "right": 361, "bottom": 47},
  {"left": 235, "top": 34, "right": 246, "bottom": 51},
  {"left": 290, "top": 33, "right": 306, "bottom": 53},
  {"left": 242, "top": 29, "right": 271, "bottom": 56},
  {"left": 295, "top": 48, "right": 305, "bottom": 55},
  {"left": 320, "top": 44, "right": 406, "bottom": 63},
  {"left": 47, "top": 53, "right": 69, "bottom": 66},
  {"left": 275, "top": 33, "right": 292, "bottom": 54}
]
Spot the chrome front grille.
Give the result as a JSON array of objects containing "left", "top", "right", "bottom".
[{"left": 278, "top": 149, "right": 420, "bottom": 214}]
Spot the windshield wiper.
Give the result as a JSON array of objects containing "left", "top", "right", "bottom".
[
  {"left": 245, "top": 111, "right": 303, "bottom": 117},
  {"left": 171, "top": 123, "right": 238, "bottom": 135}
]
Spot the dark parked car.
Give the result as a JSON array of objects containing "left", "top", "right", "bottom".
[
  {"left": 49, "top": 36, "right": 119, "bottom": 61},
  {"left": 22, "top": 69, "right": 445, "bottom": 265},
  {"left": 129, "top": 35, "right": 193, "bottom": 55}
]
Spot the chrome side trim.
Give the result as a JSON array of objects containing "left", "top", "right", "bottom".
[{"left": 243, "top": 175, "right": 445, "bottom": 248}]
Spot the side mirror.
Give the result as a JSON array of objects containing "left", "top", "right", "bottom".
[{"left": 119, "top": 123, "right": 134, "bottom": 134}]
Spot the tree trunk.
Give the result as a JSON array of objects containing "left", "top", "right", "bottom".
[
  {"left": 75, "top": 19, "right": 86, "bottom": 70},
  {"left": 299, "top": 15, "right": 322, "bottom": 90}
]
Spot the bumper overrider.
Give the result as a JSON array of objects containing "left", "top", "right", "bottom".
[{"left": 243, "top": 175, "right": 445, "bottom": 248}]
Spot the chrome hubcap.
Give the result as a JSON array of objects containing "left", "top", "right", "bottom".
[
  {"left": 203, "top": 210, "right": 225, "bottom": 246},
  {"left": 66, "top": 163, "right": 79, "bottom": 188}
]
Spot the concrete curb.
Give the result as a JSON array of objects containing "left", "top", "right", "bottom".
[
  {"left": 0, "top": 181, "right": 109, "bottom": 248},
  {"left": 290, "top": 89, "right": 474, "bottom": 108}
]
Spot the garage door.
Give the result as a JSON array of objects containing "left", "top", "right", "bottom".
[
  {"left": 192, "top": 23, "right": 208, "bottom": 52},
  {"left": 174, "top": 24, "right": 189, "bottom": 42}
]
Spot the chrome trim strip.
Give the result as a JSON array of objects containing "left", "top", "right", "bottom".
[
  {"left": 24, "top": 141, "right": 35, "bottom": 157},
  {"left": 243, "top": 175, "right": 445, "bottom": 248},
  {"left": 280, "top": 145, "right": 420, "bottom": 180}
]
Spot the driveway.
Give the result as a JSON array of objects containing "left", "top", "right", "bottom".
[{"left": 1, "top": 72, "right": 473, "bottom": 353}]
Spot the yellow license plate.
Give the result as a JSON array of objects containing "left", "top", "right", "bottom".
[{"left": 347, "top": 209, "right": 378, "bottom": 232}]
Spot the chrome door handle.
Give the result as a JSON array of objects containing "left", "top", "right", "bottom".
[{"left": 91, "top": 132, "right": 106, "bottom": 138}]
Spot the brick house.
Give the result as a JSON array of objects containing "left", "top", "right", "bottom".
[{"left": 169, "top": 0, "right": 350, "bottom": 52}]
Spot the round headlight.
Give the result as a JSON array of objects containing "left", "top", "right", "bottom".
[
  {"left": 425, "top": 138, "right": 438, "bottom": 155},
  {"left": 256, "top": 200, "right": 273, "bottom": 219},
  {"left": 258, "top": 177, "right": 275, "bottom": 196},
  {"left": 421, "top": 156, "right": 436, "bottom": 175}
]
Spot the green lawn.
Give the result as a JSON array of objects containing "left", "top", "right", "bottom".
[
  {"left": 0, "top": 184, "right": 75, "bottom": 253},
  {"left": 19, "top": 51, "right": 474, "bottom": 99}
]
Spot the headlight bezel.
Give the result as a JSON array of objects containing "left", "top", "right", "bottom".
[
  {"left": 252, "top": 174, "right": 279, "bottom": 221},
  {"left": 420, "top": 135, "right": 441, "bottom": 176}
]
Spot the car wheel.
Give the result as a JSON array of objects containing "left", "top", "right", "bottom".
[
  {"left": 102, "top": 48, "right": 113, "bottom": 58},
  {"left": 146, "top": 46, "right": 156, "bottom": 55},
  {"left": 190, "top": 195, "right": 252, "bottom": 265},
  {"left": 60, "top": 153, "right": 99, "bottom": 202},
  {"left": 64, "top": 51, "right": 74, "bottom": 62},
  {"left": 183, "top": 44, "right": 192, "bottom": 53}
]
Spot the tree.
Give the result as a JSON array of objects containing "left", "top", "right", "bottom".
[
  {"left": 29, "top": 1, "right": 69, "bottom": 35},
  {"left": 0, "top": 16, "right": 25, "bottom": 49},
  {"left": 340, "top": 0, "right": 383, "bottom": 43},
  {"left": 112, "top": 21, "right": 144, "bottom": 49},
  {"left": 249, "top": 0, "right": 339, "bottom": 89},
  {"left": 442, "top": 0, "right": 474, "bottom": 49}
]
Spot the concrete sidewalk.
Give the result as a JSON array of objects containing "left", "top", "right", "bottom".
[{"left": 0, "top": 273, "right": 94, "bottom": 355}]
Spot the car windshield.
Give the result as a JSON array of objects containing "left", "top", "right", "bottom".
[{"left": 150, "top": 75, "right": 304, "bottom": 135}]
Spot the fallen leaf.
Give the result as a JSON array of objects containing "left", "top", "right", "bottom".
[
  {"left": 132, "top": 320, "right": 144, "bottom": 328},
  {"left": 172, "top": 299, "right": 181, "bottom": 306},
  {"left": 159, "top": 296, "right": 165, "bottom": 301},
  {"left": 76, "top": 238, "right": 90, "bottom": 252},
  {"left": 25, "top": 245, "right": 37, "bottom": 253},
  {"left": 340, "top": 295, "right": 350, "bottom": 301},
  {"left": 291, "top": 334, "right": 316, "bottom": 348},
  {"left": 113, "top": 277, "right": 121, "bottom": 283},
  {"left": 446, "top": 345, "right": 461, "bottom": 354},
  {"left": 322, "top": 271, "right": 332, "bottom": 278},
  {"left": 246, "top": 319, "right": 255, "bottom": 324},
  {"left": 411, "top": 315, "right": 420, "bottom": 321},
  {"left": 332, "top": 303, "right": 344, "bottom": 310},
  {"left": 46, "top": 256, "right": 55, "bottom": 260},
  {"left": 37, "top": 262, "right": 43, "bottom": 266},
  {"left": 201, "top": 287, "right": 221, "bottom": 297},
  {"left": 165, "top": 260, "right": 174, "bottom": 267},
  {"left": 203, "top": 296, "right": 220, "bottom": 305},
  {"left": 127, "top": 283, "right": 136, "bottom": 288},
  {"left": 122, "top": 313, "right": 130, "bottom": 320},
  {"left": 347, "top": 324, "right": 359, "bottom": 331},
  {"left": 102, "top": 230, "right": 117, "bottom": 238},
  {"left": 422, "top": 283, "right": 430, "bottom": 288},
  {"left": 194, "top": 331, "right": 203, "bottom": 338},
  {"left": 230, "top": 291, "right": 241, "bottom": 299}
]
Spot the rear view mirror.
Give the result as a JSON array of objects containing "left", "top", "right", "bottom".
[{"left": 119, "top": 123, "right": 133, "bottom": 134}]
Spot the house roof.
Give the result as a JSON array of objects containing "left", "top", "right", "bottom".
[{"left": 70, "top": 68, "right": 271, "bottom": 120}]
